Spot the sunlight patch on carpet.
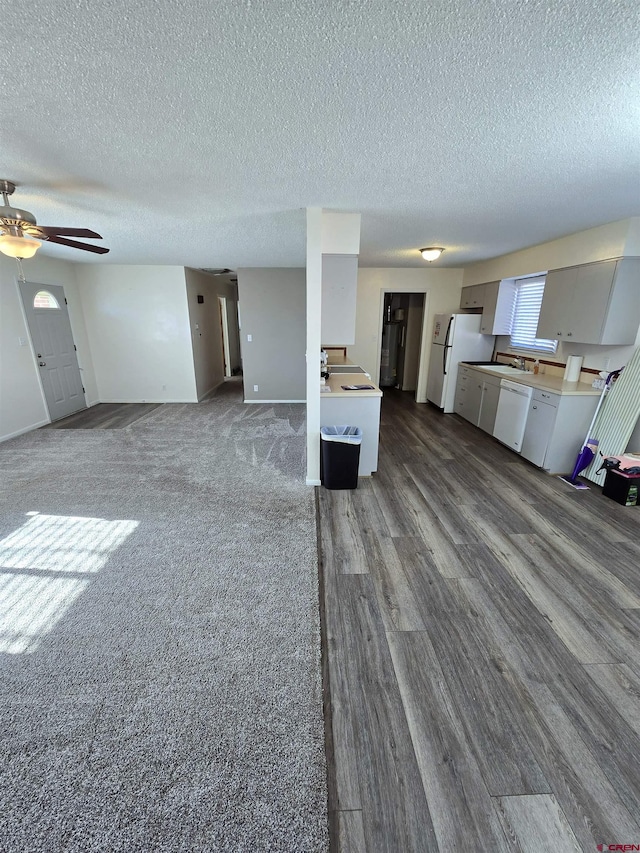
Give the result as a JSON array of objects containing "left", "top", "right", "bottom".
[{"left": 0, "top": 512, "right": 138, "bottom": 653}]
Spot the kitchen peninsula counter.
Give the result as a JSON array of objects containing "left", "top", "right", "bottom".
[
  {"left": 322, "top": 372, "right": 383, "bottom": 397},
  {"left": 320, "top": 370, "right": 382, "bottom": 477}
]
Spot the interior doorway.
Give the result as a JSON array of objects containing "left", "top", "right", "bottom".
[
  {"left": 379, "top": 292, "right": 426, "bottom": 394},
  {"left": 19, "top": 281, "right": 87, "bottom": 421}
]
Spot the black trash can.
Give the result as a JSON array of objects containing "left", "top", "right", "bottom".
[{"left": 320, "top": 426, "right": 363, "bottom": 490}]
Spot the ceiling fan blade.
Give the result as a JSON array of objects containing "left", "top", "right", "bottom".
[
  {"left": 46, "top": 235, "right": 110, "bottom": 254},
  {"left": 39, "top": 226, "right": 103, "bottom": 238}
]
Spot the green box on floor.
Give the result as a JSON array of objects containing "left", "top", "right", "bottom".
[{"left": 603, "top": 469, "right": 640, "bottom": 506}]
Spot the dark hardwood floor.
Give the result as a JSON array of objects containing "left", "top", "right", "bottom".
[
  {"left": 318, "top": 389, "right": 640, "bottom": 852},
  {"left": 42, "top": 402, "right": 161, "bottom": 429}
]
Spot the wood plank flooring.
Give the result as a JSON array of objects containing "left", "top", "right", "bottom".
[
  {"left": 318, "top": 389, "right": 640, "bottom": 852},
  {"left": 42, "top": 402, "right": 161, "bottom": 429}
]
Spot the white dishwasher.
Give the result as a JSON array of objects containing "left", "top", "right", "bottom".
[{"left": 493, "top": 378, "right": 533, "bottom": 452}]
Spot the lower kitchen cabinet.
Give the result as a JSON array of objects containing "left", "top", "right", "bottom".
[
  {"left": 521, "top": 395, "right": 558, "bottom": 467},
  {"left": 454, "top": 367, "right": 483, "bottom": 424},
  {"left": 455, "top": 366, "right": 501, "bottom": 434},
  {"left": 478, "top": 375, "right": 501, "bottom": 434},
  {"left": 456, "top": 367, "right": 600, "bottom": 474},
  {"left": 521, "top": 389, "right": 598, "bottom": 473}
]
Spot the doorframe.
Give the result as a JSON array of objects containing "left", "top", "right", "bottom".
[
  {"left": 376, "top": 289, "right": 430, "bottom": 402},
  {"left": 14, "top": 275, "right": 93, "bottom": 426},
  {"left": 16, "top": 277, "right": 50, "bottom": 421},
  {"left": 218, "top": 296, "right": 232, "bottom": 378}
]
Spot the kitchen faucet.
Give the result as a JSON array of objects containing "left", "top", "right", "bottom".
[{"left": 512, "top": 356, "right": 527, "bottom": 371}]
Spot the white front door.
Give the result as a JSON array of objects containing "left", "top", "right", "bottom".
[{"left": 19, "top": 282, "right": 86, "bottom": 422}]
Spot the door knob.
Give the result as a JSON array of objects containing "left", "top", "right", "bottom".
[{"left": 39, "top": 361, "right": 46, "bottom": 367}]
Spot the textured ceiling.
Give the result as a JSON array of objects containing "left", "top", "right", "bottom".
[{"left": 1, "top": 0, "right": 638, "bottom": 268}]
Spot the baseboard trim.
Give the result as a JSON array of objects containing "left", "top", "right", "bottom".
[
  {"left": 306, "top": 478, "right": 322, "bottom": 486},
  {"left": 0, "top": 419, "right": 50, "bottom": 443}
]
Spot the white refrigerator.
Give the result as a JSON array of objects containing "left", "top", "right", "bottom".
[{"left": 426, "top": 313, "right": 494, "bottom": 412}]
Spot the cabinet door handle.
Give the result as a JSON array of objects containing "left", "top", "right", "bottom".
[
  {"left": 557, "top": 331, "right": 562, "bottom": 336},
  {"left": 567, "top": 332, "right": 573, "bottom": 336},
  {"left": 532, "top": 405, "right": 537, "bottom": 409}
]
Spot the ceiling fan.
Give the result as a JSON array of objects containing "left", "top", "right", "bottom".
[{"left": 0, "top": 179, "right": 109, "bottom": 259}]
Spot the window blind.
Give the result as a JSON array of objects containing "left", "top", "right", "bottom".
[{"left": 510, "top": 276, "right": 558, "bottom": 353}]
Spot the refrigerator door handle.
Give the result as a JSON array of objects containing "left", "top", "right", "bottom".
[
  {"left": 443, "top": 316, "right": 454, "bottom": 348},
  {"left": 442, "top": 317, "right": 454, "bottom": 375}
]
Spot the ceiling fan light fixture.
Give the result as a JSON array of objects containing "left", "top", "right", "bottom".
[
  {"left": 420, "top": 247, "right": 445, "bottom": 262},
  {"left": 0, "top": 232, "right": 42, "bottom": 259}
]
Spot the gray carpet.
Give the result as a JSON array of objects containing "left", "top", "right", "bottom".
[{"left": 0, "top": 383, "right": 328, "bottom": 852}]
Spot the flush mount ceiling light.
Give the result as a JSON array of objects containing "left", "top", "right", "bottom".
[{"left": 420, "top": 247, "right": 445, "bottom": 262}]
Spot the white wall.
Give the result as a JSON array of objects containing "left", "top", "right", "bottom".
[
  {"left": 0, "top": 253, "right": 97, "bottom": 442},
  {"left": 349, "top": 268, "right": 464, "bottom": 402},
  {"left": 462, "top": 217, "right": 640, "bottom": 374},
  {"left": 237, "top": 268, "right": 306, "bottom": 403},
  {"left": 623, "top": 217, "right": 640, "bottom": 256},
  {"left": 185, "top": 269, "right": 239, "bottom": 400},
  {"left": 462, "top": 218, "right": 636, "bottom": 286},
  {"left": 77, "top": 265, "right": 198, "bottom": 403}
]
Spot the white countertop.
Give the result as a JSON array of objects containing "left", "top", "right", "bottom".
[
  {"left": 325, "top": 352, "right": 354, "bottom": 366},
  {"left": 322, "top": 371, "right": 382, "bottom": 398},
  {"left": 461, "top": 363, "right": 601, "bottom": 396}
]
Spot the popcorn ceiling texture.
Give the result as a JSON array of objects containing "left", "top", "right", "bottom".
[{"left": 1, "top": 0, "right": 638, "bottom": 267}]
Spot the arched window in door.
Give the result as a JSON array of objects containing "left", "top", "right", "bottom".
[{"left": 33, "top": 290, "right": 61, "bottom": 309}]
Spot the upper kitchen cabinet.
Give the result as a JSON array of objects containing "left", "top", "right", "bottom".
[
  {"left": 537, "top": 258, "right": 640, "bottom": 345},
  {"left": 460, "top": 283, "right": 485, "bottom": 309},
  {"left": 461, "top": 281, "right": 516, "bottom": 334},
  {"left": 321, "top": 254, "right": 358, "bottom": 345},
  {"left": 480, "top": 280, "right": 516, "bottom": 335}
]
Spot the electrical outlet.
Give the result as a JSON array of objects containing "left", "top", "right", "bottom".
[
  {"left": 247, "top": 334, "right": 252, "bottom": 342},
  {"left": 253, "top": 385, "right": 259, "bottom": 392}
]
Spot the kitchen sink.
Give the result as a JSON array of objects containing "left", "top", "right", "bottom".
[
  {"left": 462, "top": 362, "right": 533, "bottom": 375},
  {"left": 480, "top": 365, "right": 533, "bottom": 374}
]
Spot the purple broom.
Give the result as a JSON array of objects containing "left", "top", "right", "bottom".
[{"left": 559, "top": 368, "right": 623, "bottom": 489}]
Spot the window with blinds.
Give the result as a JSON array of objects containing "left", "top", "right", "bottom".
[{"left": 509, "top": 276, "right": 558, "bottom": 353}]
